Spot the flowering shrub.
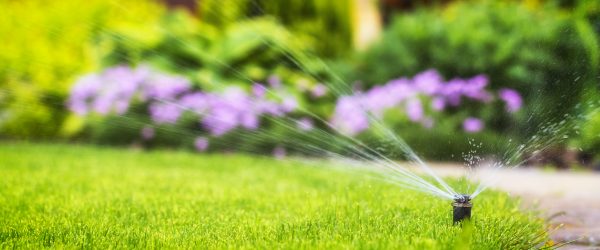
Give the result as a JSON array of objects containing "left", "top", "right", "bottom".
[
  {"left": 68, "top": 66, "right": 522, "bottom": 158},
  {"left": 69, "top": 66, "right": 190, "bottom": 116},
  {"left": 68, "top": 65, "right": 298, "bottom": 151},
  {"left": 331, "top": 70, "right": 522, "bottom": 135},
  {"left": 100, "top": 14, "right": 332, "bottom": 102},
  {"left": 342, "top": 1, "right": 595, "bottom": 140}
]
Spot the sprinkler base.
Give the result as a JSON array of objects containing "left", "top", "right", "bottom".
[{"left": 452, "top": 194, "right": 472, "bottom": 224}]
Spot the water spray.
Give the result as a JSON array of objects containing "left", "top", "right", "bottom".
[{"left": 452, "top": 194, "right": 472, "bottom": 224}]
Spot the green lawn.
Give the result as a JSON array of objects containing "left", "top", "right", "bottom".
[{"left": 0, "top": 142, "right": 547, "bottom": 249}]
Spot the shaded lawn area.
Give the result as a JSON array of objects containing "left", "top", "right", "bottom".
[{"left": 0, "top": 142, "right": 547, "bottom": 249}]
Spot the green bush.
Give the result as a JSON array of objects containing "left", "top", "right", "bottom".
[
  {"left": 200, "top": 0, "right": 354, "bottom": 58},
  {"left": 80, "top": 7, "right": 538, "bottom": 160},
  {"left": 99, "top": 12, "right": 331, "bottom": 93},
  {"left": 571, "top": 88, "right": 600, "bottom": 162},
  {"left": 341, "top": 1, "right": 598, "bottom": 139},
  {"left": 82, "top": 12, "right": 339, "bottom": 153},
  {"left": 567, "top": 0, "right": 600, "bottom": 163},
  {"left": 0, "top": 0, "right": 164, "bottom": 138}
]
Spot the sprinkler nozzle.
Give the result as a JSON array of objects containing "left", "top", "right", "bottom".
[{"left": 452, "top": 194, "right": 472, "bottom": 224}]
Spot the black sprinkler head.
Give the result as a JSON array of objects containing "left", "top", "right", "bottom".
[{"left": 452, "top": 194, "right": 472, "bottom": 224}]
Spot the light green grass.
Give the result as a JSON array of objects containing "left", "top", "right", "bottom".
[{"left": 0, "top": 142, "right": 547, "bottom": 249}]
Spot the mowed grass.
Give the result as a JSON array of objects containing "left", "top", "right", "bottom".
[{"left": 0, "top": 142, "right": 547, "bottom": 249}]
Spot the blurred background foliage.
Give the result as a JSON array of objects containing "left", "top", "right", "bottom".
[
  {"left": 99, "top": 12, "right": 329, "bottom": 93},
  {"left": 336, "top": 0, "right": 600, "bottom": 160},
  {"left": 1, "top": 0, "right": 600, "bottom": 166},
  {"left": 0, "top": 0, "right": 164, "bottom": 138},
  {"left": 343, "top": 1, "right": 595, "bottom": 130},
  {"left": 200, "top": 0, "right": 354, "bottom": 58}
]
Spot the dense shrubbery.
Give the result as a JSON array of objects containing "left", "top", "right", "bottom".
[
  {"left": 340, "top": 1, "right": 598, "bottom": 141},
  {"left": 572, "top": 91, "right": 600, "bottom": 164},
  {"left": 98, "top": 12, "right": 330, "bottom": 94},
  {"left": 4, "top": 0, "right": 600, "bottom": 163},
  {"left": 69, "top": 62, "right": 521, "bottom": 160},
  {"left": 331, "top": 70, "right": 521, "bottom": 135},
  {"left": 69, "top": 65, "right": 299, "bottom": 149},
  {"left": 331, "top": 70, "right": 524, "bottom": 160},
  {"left": 0, "top": 1, "right": 336, "bottom": 142},
  {"left": 0, "top": 0, "right": 163, "bottom": 138},
  {"left": 77, "top": 12, "right": 339, "bottom": 152},
  {"left": 68, "top": 1, "right": 596, "bottom": 161},
  {"left": 200, "top": 0, "right": 354, "bottom": 58},
  {"left": 570, "top": 1, "right": 600, "bottom": 164}
]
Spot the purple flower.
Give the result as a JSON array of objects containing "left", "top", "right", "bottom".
[
  {"left": 431, "top": 97, "right": 446, "bottom": 111},
  {"left": 413, "top": 69, "right": 443, "bottom": 95},
  {"left": 194, "top": 137, "right": 209, "bottom": 152},
  {"left": 69, "top": 66, "right": 305, "bottom": 139},
  {"left": 267, "top": 75, "right": 281, "bottom": 88},
  {"left": 281, "top": 96, "right": 298, "bottom": 112},
  {"left": 113, "top": 99, "right": 130, "bottom": 115},
  {"left": 360, "top": 79, "right": 415, "bottom": 117},
  {"left": 196, "top": 86, "right": 296, "bottom": 136},
  {"left": 387, "top": 78, "right": 414, "bottom": 101},
  {"left": 296, "top": 117, "right": 314, "bottom": 131},
  {"left": 498, "top": 88, "right": 522, "bottom": 112},
  {"left": 142, "top": 74, "right": 191, "bottom": 101},
  {"left": 463, "top": 117, "right": 484, "bottom": 133},
  {"left": 141, "top": 125, "right": 155, "bottom": 140},
  {"left": 252, "top": 83, "right": 267, "bottom": 97},
  {"left": 364, "top": 85, "right": 394, "bottom": 113},
  {"left": 325, "top": 70, "right": 520, "bottom": 136},
  {"left": 221, "top": 87, "right": 249, "bottom": 109},
  {"left": 462, "top": 75, "right": 491, "bottom": 102},
  {"left": 68, "top": 74, "right": 103, "bottom": 115},
  {"left": 311, "top": 83, "right": 328, "bottom": 98},
  {"left": 104, "top": 65, "right": 146, "bottom": 99},
  {"left": 257, "top": 100, "right": 285, "bottom": 117},
  {"left": 203, "top": 106, "right": 239, "bottom": 136},
  {"left": 440, "top": 79, "right": 465, "bottom": 106},
  {"left": 201, "top": 87, "right": 249, "bottom": 135},
  {"left": 68, "top": 65, "right": 193, "bottom": 116},
  {"left": 406, "top": 98, "right": 423, "bottom": 121},
  {"left": 92, "top": 95, "right": 113, "bottom": 115},
  {"left": 240, "top": 111, "right": 259, "bottom": 130},
  {"left": 68, "top": 101, "right": 89, "bottom": 115},
  {"left": 331, "top": 96, "right": 370, "bottom": 135},
  {"left": 273, "top": 146, "right": 286, "bottom": 159},
  {"left": 149, "top": 102, "right": 182, "bottom": 124},
  {"left": 179, "top": 92, "right": 209, "bottom": 114}
]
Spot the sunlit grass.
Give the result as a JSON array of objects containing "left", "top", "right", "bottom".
[{"left": 0, "top": 142, "right": 547, "bottom": 249}]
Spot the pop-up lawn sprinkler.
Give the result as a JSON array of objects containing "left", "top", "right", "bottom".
[{"left": 452, "top": 194, "right": 472, "bottom": 224}]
